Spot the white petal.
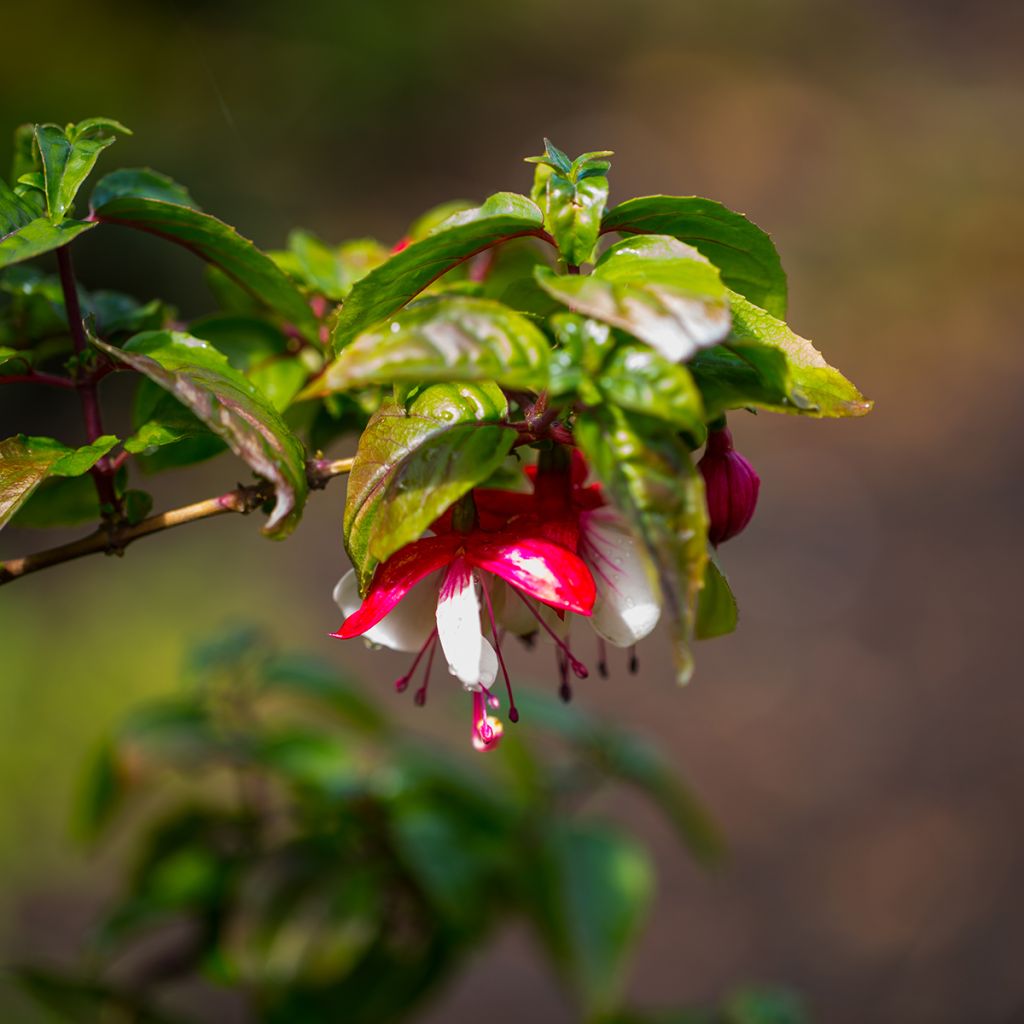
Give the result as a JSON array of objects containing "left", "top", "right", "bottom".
[
  {"left": 581, "top": 508, "right": 662, "bottom": 647},
  {"left": 476, "top": 638, "right": 499, "bottom": 691},
  {"left": 333, "top": 569, "right": 437, "bottom": 653},
  {"left": 436, "top": 561, "right": 483, "bottom": 686}
]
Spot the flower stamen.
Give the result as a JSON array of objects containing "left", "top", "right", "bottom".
[
  {"left": 414, "top": 632, "right": 439, "bottom": 707},
  {"left": 395, "top": 627, "right": 439, "bottom": 693},
  {"left": 480, "top": 580, "right": 519, "bottom": 723},
  {"left": 515, "top": 591, "right": 589, "bottom": 679}
]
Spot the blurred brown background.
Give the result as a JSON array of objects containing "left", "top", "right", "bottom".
[{"left": 1, "top": 0, "right": 1022, "bottom": 1020}]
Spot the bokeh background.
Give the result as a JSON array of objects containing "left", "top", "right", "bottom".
[{"left": 2, "top": 0, "right": 1022, "bottom": 1020}]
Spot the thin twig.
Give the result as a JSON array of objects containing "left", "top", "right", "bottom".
[{"left": 0, "top": 458, "right": 353, "bottom": 586}]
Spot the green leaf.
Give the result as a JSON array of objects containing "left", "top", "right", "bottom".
[
  {"left": 344, "top": 382, "right": 513, "bottom": 590},
  {"left": 548, "top": 312, "right": 615, "bottom": 398},
  {"left": 34, "top": 120, "right": 130, "bottom": 224},
  {"left": 0, "top": 177, "right": 37, "bottom": 236},
  {"left": 513, "top": 691, "right": 723, "bottom": 864},
  {"left": 10, "top": 474, "right": 100, "bottom": 528},
  {"left": 189, "top": 314, "right": 304, "bottom": 410},
  {"left": 727, "top": 291, "right": 871, "bottom": 417},
  {"left": 10, "top": 123, "right": 37, "bottom": 183},
  {"left": 260, "top": 652, "right": 388, "bottom": 735},
  {"left": 125, "top": 385, "right": 221, "bottom": 454},
  {"left": 96, "top": 331, "right": 308, "bottom": 537},
  {"left": 529, "top": 821, "right": 653, "bottom": 1018},
  {"left": 331, "top": 192, "right": 545, "bottom": 352},
  {"left": 276, "top": 230, "right": 388, "bottom": 301},
  {"left": 14, "top": 968, "right": 182, "bottom": 1024},
  {"left": 122, "top": 488, "right": 154, "bottom": 525},
  {"left": 696, "top": 553, "right": 738, "bottom": 640},
  {"left": 597, "top": 339, "right": 706, "bottom": 440},
  {"left": 535, "top": 235, "right": 730, "bottom": 363},
  {"left": 602, "top": 195, "right": 788, "bottom": 318},
  {"left": 0, "top": 216, "right": 97, "bottom": 269},
  {"left": 689, "top": 342, "right": 793, "bottom": 419},
  {"left": 576, "top": 406, "right": 708, "bottom": 683},
  {"left": 91, "top": 195, "right": 317, "bottom": 336},
  {"left": 90, "top": 167, "right": 197, "bottom": 210},
  {"left": 308, "top": 295, "right": 550, "bottom": 396},
  {"left": 525, "top": 138, "right": 573, "bottom": 175},
  {"left": 0, "top": 434, "right": 117, "bottom": 529}
]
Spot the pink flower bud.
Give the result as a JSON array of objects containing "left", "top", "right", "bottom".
[{"left": 698, "top": 427, "right": 760, "bottom": 546}]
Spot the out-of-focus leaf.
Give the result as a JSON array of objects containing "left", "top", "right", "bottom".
[
  {"left": 721, "top": 989, "right": 808, "bottom": 1024},
  {"left": 279, "top": 230, "right": 388, "bottom": 300},
  {"left": 257, "top": 729, "right": 360, "bottom": 795},
  {"left": 96, "top": 331, "right": 307, "bottom": 537},
  {"left": 536, "top": 235, "right": 731, "bottom": 363},
  {"left": 0, "top": 216, "right": 96, "bottom": 269},
  {"left": 121, "top": 488, "right": 154, "bottom": 525},
  {"left": 576, "top": 406, "right": 708, "bottom": 683},
  {"left": 528, "top": 820, "right": 653, "bottom": 1018},
  {"left": 308, "top": 295, "right": 550, "bottom": 396},
  {"left": 0, "top": 433, "right": 118, "bottom": 529},
  {"left": 87, "top": 290, "right": 171, "bottom": 336},
  {"left": 14, "top": 968, "right": 183, "bottom": 1024},
  {"left": 260, "top": 652, "right": 388, "bottom": 734},
  {"left": 696, "top": 554, "right": 738, "bottom": 640},
  {"left": 331, "top": 192, "right": 545, "bottom": 352},
  {"left": 602, "top": 195, "right": 788, "bottom": 318},
  {"left": 92, "top": 194, "right": 317, "bottom": 336},
  {"left": 10, "top": 474, "right": 100, "bottom": 527},
  {"left": 76, "top": 738, "right": 126, "bottom": 842},
  {"left": 189, "top": 314, "right": 304, "bottom": 411},
  {"left": 344, "top": 382, "right": 514, "bottom": 590},
  {"left": 513, "top": 692, "right": 723, "bottom": 864},
  {"left": 0, "top": 177, "right": 37, "bottom": 236}
]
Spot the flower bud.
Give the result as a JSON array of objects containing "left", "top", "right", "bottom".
[{"left": 698, "top": 427, "right": 760, "bottom": 546}]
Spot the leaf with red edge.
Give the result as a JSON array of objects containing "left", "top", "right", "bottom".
[
  {"left": 330, "top": 192, "right": 545, "bottom": 353},
  {"left": 95, "top": 331, "right": 308, "bottom": 538}
]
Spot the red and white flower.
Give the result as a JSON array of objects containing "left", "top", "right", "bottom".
[{"left": 333, "top": 515, "right": 595, "bottom": 749}]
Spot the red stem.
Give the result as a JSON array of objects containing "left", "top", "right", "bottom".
[
  {"left": 56, "top": 245, "right": 119, "bottom": 515},
  {"left": 0, "top": 371, "right": 76, "bottom": 390}
]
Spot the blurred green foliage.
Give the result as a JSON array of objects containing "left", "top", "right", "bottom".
[{"left": 11, "top": 625, "right": 778, "bottom": 1024}]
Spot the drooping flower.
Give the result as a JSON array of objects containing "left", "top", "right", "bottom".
[
  {"left": 333, "top": 515, "right": 595, "bottom": 748},
  {"left": 697, "top": 426, "right": 760, "bottom": 546},
  {"left": 494, "top": 452, "right": 663, "bottom": 650}
]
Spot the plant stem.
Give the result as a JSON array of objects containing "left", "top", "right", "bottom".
[
  {"left": 0, "top": 457, "right": 353, "bottom": 586},
  {"left": 0, "top": 371, "right": 77, "bottom": 390},
  {"left": 56, "top": 244, "right": 119, "bottom": 514}
]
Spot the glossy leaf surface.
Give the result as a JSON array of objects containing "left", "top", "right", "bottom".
[
  {"left": 602, "top": 195, "right": 788, "bottom": 318},
  {"left": 308, "top": 295, "right": 550, "bottom": 396},
  {"left": 344, "top": 382, "right": 513, "bottom": 589},
  {"left": 96, "top": 331, "right": 307, "bottom": 537},
  {"left": 331, "top": 192, "right": 545, "bottom": 352}
]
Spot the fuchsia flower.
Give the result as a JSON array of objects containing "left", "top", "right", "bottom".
[
  {"left": 697, "top": 426, "right": 760, "bottom": 546},
  {"left": 333, "top": 515, "right": 595, "bottom": 750}
]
